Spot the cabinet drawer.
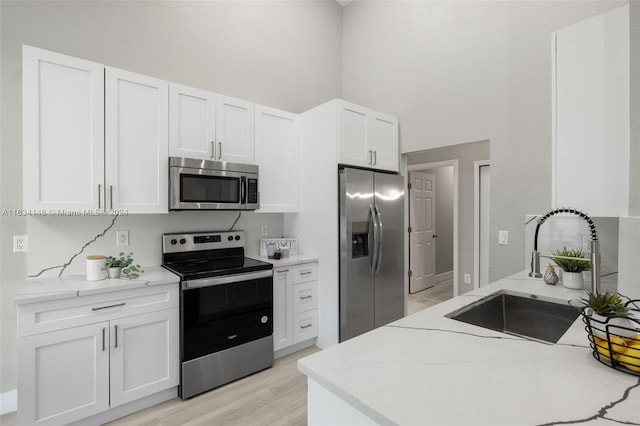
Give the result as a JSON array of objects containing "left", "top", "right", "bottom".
[
  {"left": 292, "top": 281, "right": 317, "bottom": 314},
  {"left": 292, "top": 310, "right": 317, "bottom": 344},
  {"left": 18, "top": 284, "right": 179, "bottom": 337},
  {"left": 293, "top": 263, "right": 317, "bottom": 284}
]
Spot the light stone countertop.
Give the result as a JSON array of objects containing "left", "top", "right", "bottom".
[
  {"left": 250, "top": 254, "right": 319, "bottom": 268},
  {"left": 14, "top": 266, "right": 180, "bottom": 305},
  {"left": 298, "top": 271, "right": 640, "bottom": 425}
]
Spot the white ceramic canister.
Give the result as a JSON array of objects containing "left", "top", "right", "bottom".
[{"left": 86, "top": 255, "right": 107, "bottom": 281}]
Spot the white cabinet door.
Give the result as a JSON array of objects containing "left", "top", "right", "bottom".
[
  {"left": 105, "top": 67, "right": 169, "bottom": 214},
  {"left": 371, "top": 113, "right": 399, "bottom": 172},
  {"left": 255, "top": 105, "right": 299, "bottom": 212},
  {"left": 22, "top": 46, "right": 105, "bottom": 211},
  {"left": 216, "top": 95, "right": 255, "bottom": 164},
  {"left": 338, "top": 101, "right": 370, "bottom": 169},
  {"left": 18, "top": 322, "right": 110, "bottom": 425},
  {"left": 273, "top": 268, "right": 293, "bottom": 351},
  {"left": 338, "top": 100, "right": 399, "bottom": 172},
  {"left": 553, "top": 5, "right": 629, "bottom": 216},
  {"left": 110, "top": 308, "right": 179, "bottom": 407},
  {"left": 169, "top": 83, "right": 216, "bottom": 160}
]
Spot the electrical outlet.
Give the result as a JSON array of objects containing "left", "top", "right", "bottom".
[
  {"left": 13, "top": 235, "right": 28, "bottom": 252},
  {"left": 260, "top": 225, "right": 268, "bottom": 236},
  {"left": 464, "top": 273, "right": 471, "bottom": 284},
  {"left": 499, "top": 230, "right": 509, "bottom": 245},
  {"left": 117, "top": 230, "right": 129, "bottom": 247}
]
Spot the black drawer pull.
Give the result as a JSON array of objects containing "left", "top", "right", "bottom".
[
  {"left": 92, "top": 302, "right": 125, "bottom": 311},
  {"left": 277, "top": 269, "right": 289, "bottom": 273},
  {"left": 300, "top": 295, "right": 313, "bottom": 300},
  {"left": 300, "top": 324, "right": 312, "bottom": 329},
  {"left": 299, "top": 271, "right": 312, "bottom": 275}
]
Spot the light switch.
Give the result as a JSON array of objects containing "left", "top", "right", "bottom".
[{"left": 499, "top": 230, "right": 509, "bottom": 245}]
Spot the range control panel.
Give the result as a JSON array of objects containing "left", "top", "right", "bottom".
[{"left": 163, "top": 231, "right": 245, "bottom": 253}]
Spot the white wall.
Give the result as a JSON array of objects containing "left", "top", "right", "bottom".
[
  {"left": 0, "top": 0, "right": 343, "bottom": 397},
  {"left": 341, "top": 1, "right": 628, "bottom": 286}
]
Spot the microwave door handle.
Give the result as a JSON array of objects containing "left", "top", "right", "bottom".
[{"left": 240, "top": 176, "right": 246, "bottom": 205}]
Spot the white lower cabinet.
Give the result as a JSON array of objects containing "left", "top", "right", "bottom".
[
  {"left": 18, "top": 322, "right": 110, "bottom": 424},
  {"left": 273, "top": 262, "right": 318, "bottom": 352},
  {"left": 17, "top": 284, "right": 179, "bottom": 425}
]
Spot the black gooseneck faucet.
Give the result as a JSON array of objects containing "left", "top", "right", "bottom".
[{"left": 529, "top": 207, "right": 601, "bottom": 293}]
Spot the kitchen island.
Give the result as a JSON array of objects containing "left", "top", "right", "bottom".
[{"left": 298, "top": 272, "right": 640, "bottom": 425}]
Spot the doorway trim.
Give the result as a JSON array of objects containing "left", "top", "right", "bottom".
[
  {"left": 407, "top": 160, "right": 459, "bottom": 296},
  {"left": 474, "top": 160, "right": 490, "bottom": 289}
]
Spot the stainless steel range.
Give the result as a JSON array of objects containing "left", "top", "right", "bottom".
[{"left": 162, "top": 231, "right": 274, "bottom": 399}]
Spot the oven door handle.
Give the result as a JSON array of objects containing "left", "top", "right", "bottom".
[{"left": 182, "top": 269, "right": 273, "bottom": 289}]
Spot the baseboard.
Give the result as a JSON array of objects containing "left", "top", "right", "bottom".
[
  {"left": 436, "top": 271, "right": 453, "bottom": 283},
  {"left": 0, "top": 389, "right": 17, "bottom": 415}
]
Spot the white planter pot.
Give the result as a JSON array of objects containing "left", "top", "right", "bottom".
[
  {"left": 589, "top": 312, "right": 639, "bottom": 340},
  {"left": 562, "top": 271, "right": 584, "bottom": 290},
  {"left": 107, "top": 267, "right": 122, "bottom": 279}
]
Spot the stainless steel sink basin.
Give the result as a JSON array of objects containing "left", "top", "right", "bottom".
[{"left": 445, "top": 290, "right": 581, "bottom": 344}]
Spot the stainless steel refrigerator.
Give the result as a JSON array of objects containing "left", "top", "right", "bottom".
[{"left": 339, "top": 167, "right": 405, "bottom": 342}]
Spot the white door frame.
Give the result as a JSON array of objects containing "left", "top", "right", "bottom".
[
  {"left": 407, "top": 160, "right": 459, "bottom": 297},
  {"left": 474, "top": 160, "right": 490, "bottom": 289}
]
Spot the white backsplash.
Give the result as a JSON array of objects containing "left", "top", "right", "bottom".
[{"left": 26, "top": 211, "right": 284, "bottom": 278}]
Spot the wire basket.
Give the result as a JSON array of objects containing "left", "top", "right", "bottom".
[{"left": 581, "top": 297, "right": 640, "bottom": 377}]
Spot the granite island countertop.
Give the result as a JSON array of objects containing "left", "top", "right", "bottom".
[
  {"left": 13, "top": 266, "right": 180, "bottom": 305},
  {"left": 298, "top": 272, "right": 640, "bottom": 426}
]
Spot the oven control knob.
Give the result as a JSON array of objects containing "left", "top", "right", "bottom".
[
  {"left": 227, "top": 236, "right": 233, "bottom": 242},
  {"left": 180, "top": 238, "right": 186, "bottom": 245},
  {"left": 261, "top": 316, "right": 269, "bottom": 324},
  {"left": 235, "top": 235, "right": 241, "bottom": 241},
  {"left": 170, "top": 239, "right": 177, "bottom": 245}
]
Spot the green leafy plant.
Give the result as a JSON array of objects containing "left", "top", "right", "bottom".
[
  {"left": 550, "top": 246, "right": 591, "bottom": 273},
  {"left": 105, "top": 252, "right": 143, "bottom": 279},
  {"left": 122, "top": 263, "right": 144, "bottom": 280},
  {"left": 580, "top": 291, "right": 630, "bottom": 318},
  {"left": 105, "top": 252, "right": 134, "bottom": 268}
]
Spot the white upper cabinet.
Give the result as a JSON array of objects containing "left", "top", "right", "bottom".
[
  {"left": 553, "top": 5, "right": 629, "bottom": 216},
  {"left": 216, "top": 95, "right": 255, "bottom": 163},
  {"left": 105, "top": 68, "right": 169, "bottom": 214},
  {"left": 169, "top": 83, "right": 216, "bottom": 160},
  {"left": 23, "top": 46, "right": 169, "bottom": 214},
  {"left": 255, "top": 105, "right": 299, "bottom": 212},
  {"left": 338, "top": 100, "right": 399, "bottom": 172},
  {"left": 23, "top": 46, "right": 105, "bottom": 211},
  {"left": 169, "top": 84, "right": 255, "bottom": 164}
]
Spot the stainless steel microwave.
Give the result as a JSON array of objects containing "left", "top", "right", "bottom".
[{"left": 169, "top": 157, "right": 259, "bottom": 210}]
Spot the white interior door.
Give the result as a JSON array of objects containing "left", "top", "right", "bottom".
[
  {"left": 409, "top": 172, "right": 436, "bottom": 293},
  {"left": 479, "top": 165, "right": 490, "bottom": 286}
]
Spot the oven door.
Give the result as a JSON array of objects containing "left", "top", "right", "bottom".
[
  {"left": 181, "top": 270, "right": 273, "bottom": 362},
  {"left": 170, "top": 165, "right": 248, "bottom": 210}
]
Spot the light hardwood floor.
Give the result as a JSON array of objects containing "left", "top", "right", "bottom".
[
  {"left": 407, "top": 279, "right": 454, "bottom": 315},
  {"left": 0, "top": 345, "right": 319, "bottom": 426}
]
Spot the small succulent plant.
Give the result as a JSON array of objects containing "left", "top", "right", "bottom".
[
  {"left": 580, "top": 291, "right": 630, "bottom": 318},
  {"left": 550, "top": 246, "right": 591, "bottom": 273}
]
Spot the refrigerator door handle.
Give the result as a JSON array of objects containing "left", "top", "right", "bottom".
[
  {"left": 374, "top": 204, "right": 383, "bottom": 274},
  {"left": 369, "top": 204, "right": 379, "bottom": 273}
]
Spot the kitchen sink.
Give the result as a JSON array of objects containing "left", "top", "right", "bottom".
[{"left": 445, "top": 290, "right": 581, "bottom": 344}]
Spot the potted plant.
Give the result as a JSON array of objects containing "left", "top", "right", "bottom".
[
  {"left": 105, "top": 252, "right": 144, "bottom": 279},
  {"left": 550, "top": 246, "right": 591, "bottom": 289},
  {"left": 580, "top": 291, "right": 637, "bottom": 340}
]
